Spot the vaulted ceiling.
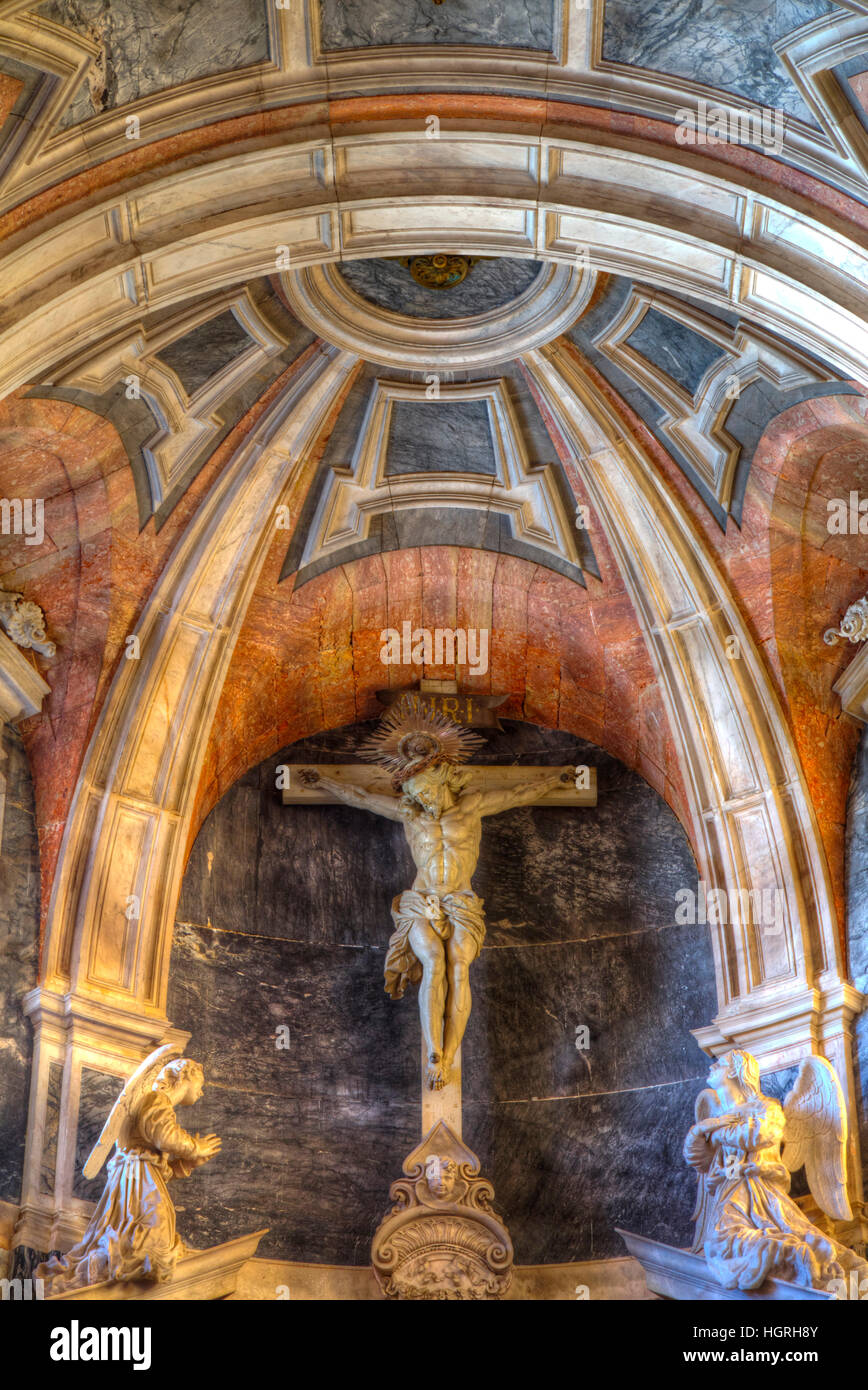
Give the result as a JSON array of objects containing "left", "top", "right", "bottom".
[{"left": 1, "top": 1, "right": 868, "bottom": 1017}]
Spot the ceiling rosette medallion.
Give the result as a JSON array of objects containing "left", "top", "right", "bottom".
[{"left": 395, "top": 254, "right": 482, "bottom": 289}]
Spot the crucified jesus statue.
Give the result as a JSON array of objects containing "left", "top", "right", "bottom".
[{"left": 298, "top": 700, "right": 572, "bottom": 1090}]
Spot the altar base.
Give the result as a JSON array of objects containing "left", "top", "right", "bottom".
[
  {"left": 46, "top": 1230, "right": 268, "bottom": 1301},
  {"left": 618, "top": 1230, "right": 834, "bottom": 1301}
]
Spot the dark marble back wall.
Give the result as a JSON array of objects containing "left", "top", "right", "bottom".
[
  {"left": 0, "top": 726, "right": 40, "bottom": 1204},
  {"left": 847, "top": 727, "right": 868, "bottom": 1198},
  {"left": 167, "top": 720, "right": 717, "bottom": 1265}
]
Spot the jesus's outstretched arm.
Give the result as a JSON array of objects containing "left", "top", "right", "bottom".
[
  {"left": 478, "top": 767, "right": 572, "bottom": 816},
  {"left": 298, "top": 767, "right": 407, "bottom": 821}
]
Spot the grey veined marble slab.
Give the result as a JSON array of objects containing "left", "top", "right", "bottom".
[
  {"left": 37, "top": 0, "right": 271, "bottom": 127},
  {"left": 337, "top": 258, "right": 543, "bottom": 320},
  {"left": 603, "top": 0, "right": 834, "bottom": 124},
  {"left": 385, "top": 399, "right": 497, "bottom": 476},
  {"left": 625, "top": 307, "right": 727, "bottom": 398},
  {"left": 158, "top": 309, "right": 255, "bottom": 398},
  {"left": 319, "top": 0, "right": 557, "bottom": 52},
  {"left": 0, "top": 726, "right": 39, "bottom": 1205}
]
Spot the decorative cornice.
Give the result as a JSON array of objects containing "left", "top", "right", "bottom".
[
  {"left": 21, "top": 987, "right": 191, "bottom": 1056},
  {"left": 2, "top": 0, "right": 868, "bottom": 217},
  {"left": 0, "top": 628, "right": 50, "bottom": 724}
]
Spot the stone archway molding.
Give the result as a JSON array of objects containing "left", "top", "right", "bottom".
[
  {"left": 2, "top": 129, "right": 868, "bottom": 402},
  {"left": 14, "top": 341, "right": 356, "bottom": 1252},
  {"left": 524, "top": 339, "right": 866, "bottom": 1206}
]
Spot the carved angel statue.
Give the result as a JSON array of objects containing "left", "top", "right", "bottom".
[
  {"left": 38, "top": 1045, "right": 221, "bottom": 1292},
  {"left": 684, "top": 1049, "right": 868, "bottom": 1292}
]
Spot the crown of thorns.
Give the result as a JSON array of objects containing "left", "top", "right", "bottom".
[{"left": 358, "top": 695, "right": 484, "bottom": 791}]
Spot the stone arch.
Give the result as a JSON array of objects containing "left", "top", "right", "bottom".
[{"left": 167, "top": 714, "right": 715, "bottom": 1266}]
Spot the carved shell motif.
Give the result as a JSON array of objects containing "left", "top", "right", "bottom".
[{"left": 376, "top": 1215, "right": 510, "bottom": 1301}]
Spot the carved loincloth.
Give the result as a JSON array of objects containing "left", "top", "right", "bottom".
[{"left": 384, "top": 889, "right": 486, "bottom": 999}]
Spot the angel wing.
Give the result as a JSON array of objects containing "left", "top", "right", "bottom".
[
  {"left": 783, "top": 1056, "right": 852, "bottom": 1222},
  {"left": 82, "top": 1042, "right": 183, "bottom": 1180},
  {"left": 687, "top": 1087, "right": 720, "bottom": 1252}
]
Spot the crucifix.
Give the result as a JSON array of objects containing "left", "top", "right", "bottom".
[{"left": 281, "top": 692, "right": 596, "bottom": 1134}]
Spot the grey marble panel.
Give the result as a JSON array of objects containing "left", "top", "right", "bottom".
[
  {"left": 167, "top": 924, "right": 419, "bottom": 1261},
  {"left": 39, "top": 1064, "right": 63, "bottom": 1197},
  {"left": 28, "top": 291, "right": 316, "bottom": 532},
  {"left": 566, "top": 280, "right": 736, "bottom": 512},
  {"left": 10, "top": 1246, "right": 53, "bottom": 1280},
  {"left": 0, "top": 727, "right": 39, "bottom": 1204},
  {"left": 759, "top": 1064, "right": 799, "bottom": 1103},
  {"left": 319, "top": 0, "right": 556, "bottom": 53},
  {"left": 282, "top": 359, "right": 594, "bottom": 588},
  {"left": 393, "top": 503, "right": 492, "bottom": 553},
  {"left": 462, "top": 921, "right": 717, "bottom": 1106},
  {"left": 290, "top": 502, "right": 585, "bottom": 588},
  {"left": 157, "top": 310, "right": 254, "bottom": 398},
  {"left": 36, "top": 0, "right": 270, "bottom": 126},
  {"left": 171, "top": 720, "right": 716, "bottom": 1263},
  {"left": 602, "top": 0, "right": 833, "bottom": 124},
  {"left": 72, "top": 1069, "right": 124, "bottom": 1201},
  {"left": 625, "top": 307, "right": 727, "bottom": 397},
  {"left": 725, "top": 379, "right": 858, "bottom": 526},
  {"left": 848, "top": 730, "right": 868, "bottom": 991},
  {"left": 337, "top": 258, "right": 543, "bottom": 319},
  {"left": 757, "top": 1065, "right": 808, "bottom": 1196},
  {"left": 385, "top": 399, "right": 497, "bottom": 476},
  {"left": 568, "top": 275, "right": 851, "bottom": 532}
]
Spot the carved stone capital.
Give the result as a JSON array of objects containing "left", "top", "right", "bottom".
[
  {"left": 371, "top": 1121, "right": 513, "bottom": 1300},
  {"left": 0, "top": 591, "right": 55, "bottom": 659},
  {"left": 825, "top": 595, "right": 868, "bottom": 647}
]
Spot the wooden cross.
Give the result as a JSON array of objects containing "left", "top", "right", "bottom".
[
  {"left": 281, "top": 760, "right": 596, "bottom": 1135},
  {"left": 280, "top": 688, "right": 596, "bottom": 1137}
]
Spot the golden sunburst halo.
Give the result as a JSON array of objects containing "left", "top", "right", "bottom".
[{"left": 358, "top": 694, "right": 484, "bottom": 781}]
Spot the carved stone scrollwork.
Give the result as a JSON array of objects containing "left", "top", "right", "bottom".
[
  {"left": 824, "top": 595, "right": 868, "bottom": 646},
  {"left": 0, "top": 591, "right": 56, "bottom": 658},
  {"left": 371, "top": 1121, "right": 513, "bottom": 1300}
]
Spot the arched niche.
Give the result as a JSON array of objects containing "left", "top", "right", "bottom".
[{"left": 164, "top": 717, "right": 716, "bottom": 1265}]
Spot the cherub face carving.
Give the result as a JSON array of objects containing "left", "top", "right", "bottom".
[{"left": 424, "top": 1155, "right": 459, "bottom": 1198}]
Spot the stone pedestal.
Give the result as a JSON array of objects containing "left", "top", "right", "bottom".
[
  {"left": 45, "top": 1230, "right": 268, "bottom": 1301},
  {"left": 371, "top": 1121, "right": 513, "bottom": 1299},
  {"left": 618, "top": 1230, "right": 834, "bottom": 1302}
]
